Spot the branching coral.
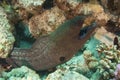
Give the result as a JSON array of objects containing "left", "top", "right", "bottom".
[
  {"left": 96, "top": 42, "right": 120, "bottom": 79},
  {"left": 83, "top": 50, "right": 98, "bottom": 69}
]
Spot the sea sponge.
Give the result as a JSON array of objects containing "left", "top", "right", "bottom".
[{"left": 0, "top": 7, "right": 15, "bottom": 58}]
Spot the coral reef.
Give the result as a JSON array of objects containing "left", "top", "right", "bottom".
[
  {"left": 95, "top": 42, "right": 120, "bottom": 79},
  {"left": 11, "top": 0, "right": 45, "bottom": 22},
  {"left": 46, "top": 69, "right": 89, "bottom": 80},
  {"left": 28, "top": 6, "right": 66, "bottom": 38},
  {"left": 55, "top": 0, "right": 108, "bottom": 22},
  {"left": 55, "top": 0, "right": 82, "bottom": 19},
  {"left": 105, "top": 19, "right": 120, "bottom": 36},
  {"left": 0, "top": 66, "right": 41, "bottom": 80},
  {"left": 55, "top": 41, "right": 99, "bottom": 78},
  {"left": 10, "top": 0, "right": 110, "bottom": 38},
  {"left": 17, "top": 0, "right": 45, "bottom": 8},
  {"left": 0, "top": 7, "right": 15, "bottom": 58},
  {"left": 81, "top": 3, "right": 109, "bottom": 27},
  {"left": 27, "top": 1, "right": 109, "bottom": 38},
  {"left": 54, "top": 36, "right": 120, "bottom": 80},
  {"left": 83, "top": 50, "right": 98, "bottom": 69},
  {"left": 100, "top": 0, "right": 120, "bottom": 15},
  {"left": 0, "top": 0, "right": 120, "bottom": 80}
]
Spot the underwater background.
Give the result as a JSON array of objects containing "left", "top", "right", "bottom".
[{"left": 0, "top": 0, "right": 120, "bottom": 80}]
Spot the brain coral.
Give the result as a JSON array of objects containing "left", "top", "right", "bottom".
[{"left": 0, "top": 7, "right": 15, "bottom": 58}]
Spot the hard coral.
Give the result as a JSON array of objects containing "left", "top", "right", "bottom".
[
  {"left": 46, "top": 69, "right": 89, "bottom": 80},
  {"left": 81, "top": 3, "right": 109, "bottom": 26},
  {"left": 16, "top": 0, "right": 45, "bottom": 8},
  {"left": 96, "top": 42, "right": 120, "bottom": 79},
  {"left": 0, "top": 66, "right": 41, "bottom": 80},
  {"left": 55, "top": 0, "right": 83, "bottom": 19},
  {"left": 29, "top": 6, "right": 66, "bottom": 38},
  {"left": 55, "top": 0, "right": 82, "bottom": 11},
  {"left": 0, "top": 7, "right": 15, "bottom": 58},
  {"left": 12, "top": 0, "right": 45, "bottom": 22},
  {"left": 100, "top": 0, "right": 120, "bottom": 15},
  {"left": 83, "top": 50, "right": 98, "bottom": 69}
]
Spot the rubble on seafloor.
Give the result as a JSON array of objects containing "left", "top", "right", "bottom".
[{"left": 0, "top": 0, "right": 120, "bottom": 80}]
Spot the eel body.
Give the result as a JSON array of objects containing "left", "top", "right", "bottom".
[{"left": 6, "top": 16, "right": 97, "bottom": 71}]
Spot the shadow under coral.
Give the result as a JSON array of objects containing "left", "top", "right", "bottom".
[{"left": 14, "top": 21, "right": 36, "bottom": 48}]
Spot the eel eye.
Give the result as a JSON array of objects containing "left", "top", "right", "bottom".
[
  {"left": 59, "top": 56, "right": 65, "bottom": 62},
  {"left": 78, "top": 28, "right": 87, "bottom": 39}
]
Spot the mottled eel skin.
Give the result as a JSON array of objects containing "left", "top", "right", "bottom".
[{"left": 6, "top": 16, "right": 97, "bottom": 71}]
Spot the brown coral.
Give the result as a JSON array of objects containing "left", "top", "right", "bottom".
[
  {"left": 12, "top": 0, "right": 45, "bottom": 22},
  {"left": 55, "top": 0, "right": 83, "bottom": 19},
  {"left": 83, "top": 50, "right": 98, "bottom": 69},
  {"left": 28, "top": 6, "right": 66, "bottom": 38}
]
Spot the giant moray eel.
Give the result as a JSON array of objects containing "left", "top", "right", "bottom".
[{"left": 5, "top": 16, "right": 97, "bottom": 71}]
